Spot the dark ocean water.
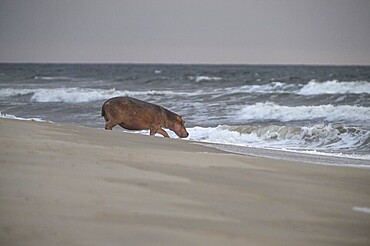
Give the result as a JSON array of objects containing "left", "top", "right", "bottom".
[{"left": 1, "top": 63, "right": 369, "bottom": 163}]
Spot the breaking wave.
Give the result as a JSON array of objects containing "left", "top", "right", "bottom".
[
  {"left": 0, "top": 87, "right": 193, "bottom": 103},
  {"left": 221, "top": 80, "right": 370, "bottom": 95},
  {"left": 189, "top": 75, "right": 222, "bottom": 82},
  {"left": 186, "top": 124, "right": 370, "bottom": 158},
  {"left": 34, "top": 76, "right": 72, "bottom": 80},
  {"left": 219, "top": 82, "right": 295, "bottom": 94},
  {"left": 236, "top": 102, "right": 370, "bottom": 123},
  {"left": 1, "top": 79, "right": 368, "bottom": 103},
  {"left": 297, "top": 80, "right": 370, "bottom": 95}
]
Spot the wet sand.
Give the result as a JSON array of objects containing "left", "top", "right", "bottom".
[{"left": 1, "top": 118, "right": 370, "bottom": 245}]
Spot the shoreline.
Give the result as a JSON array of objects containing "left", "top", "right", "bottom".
[
  {"left": 205, "top": 143, "right": 370, "bottom": 169},
  {"left": 1, "top": 113, "right": 369, "bottom": 168},
  {"left": 1, "top": 118, "right": 370, "bottom": 245}
]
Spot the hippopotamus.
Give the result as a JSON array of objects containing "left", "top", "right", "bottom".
[{"left": 101, "top": 96, "right": 189, "bottom": 138}]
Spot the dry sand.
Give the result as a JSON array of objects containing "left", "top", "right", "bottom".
[{"left": 1, "top": 118, "right": 370, "bottom": 245}]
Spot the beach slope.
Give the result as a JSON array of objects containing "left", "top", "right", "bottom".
[{"left": 1, "top": 118, "right": 369, "bottom": 245}]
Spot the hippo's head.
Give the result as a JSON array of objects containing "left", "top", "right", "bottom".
[{"left": 172, "top": 115, "right": 189, "bottom": 138}]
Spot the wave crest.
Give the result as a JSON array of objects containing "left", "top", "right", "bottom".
[
  {"left": 297, "top": 80, "right": 370, "bottom": 95},
  {"left": 220, "top": 80, "right": 369, "bottom": 95},
  {"left": 189, "top": 75, "right": 222, "bottom": 82},
  {"left": 187, "top": 124, "right": 370, "bottom": 156},
  {"left": 0, "top": 88, "right": 191, "bottom": 103},
  {"left": 236, "top": 102, "right": 370, "bottom": 123}
]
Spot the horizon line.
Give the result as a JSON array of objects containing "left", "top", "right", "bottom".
[{"left": 1, "top": 61, "right": 370, "bottom": 67}]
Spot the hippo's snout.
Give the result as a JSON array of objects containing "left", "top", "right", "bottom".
[
  {"left": 174, "top": 127, "right": 189, "bottom": 138},
  {"left": 179, "top": 131, "right": 189, "bottom": 138}
]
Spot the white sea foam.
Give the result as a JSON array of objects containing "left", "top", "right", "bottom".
[
  {"left": 185, "top": 124, "right": 370, "bottom": 153},
  {"left": 34, "top": 76, "right": 72, "bottom": 80},
  {"left": 215, "top": 80, "right": 369, "bottom": 95},
  {"left": 222, "top": 82, "right": 296, "bottom": 94},
  {"left": 0, "top": 87, "right": 193, "bottom": 103},
  {"left": 276, "top": 149, "right": 370, "bottom": 162},
  {"left": 297, "top": 80, "right": 370, "bottom": 95},
  {"left": 191, "top": 75, "right": 222, "bottom": 82},
  {"left": 30, "top": 88, "right": 129, "bottom": 103},
  {"left": 2, "top": 79, "right": 367, "bottom": 103},
  {"left": 236, "top": 102, "right": 370, "bottom": 123},
  {"left": 0, "top": 112, "right": 49, "bottom": 122},
  {"left": 0, "top": 88, "right": 35, "bottom": 97},
  {"left": 352, "top": 207, "right": 370, "bottom": 214}
]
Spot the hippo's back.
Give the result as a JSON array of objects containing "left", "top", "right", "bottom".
[
  {"left": 103, "top": 96, "right": 161, "bottom": 113},
  {"left": 102, "top": 96, "right": 164, "bottom": 130}
]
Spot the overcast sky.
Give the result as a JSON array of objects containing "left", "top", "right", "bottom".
[{"left": 1, "top": 0, "right": 370, "bottom": 65}]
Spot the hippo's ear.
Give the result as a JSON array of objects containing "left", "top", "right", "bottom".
[{"left": 176, "top": 115, "right": 185, "bottom": 124}]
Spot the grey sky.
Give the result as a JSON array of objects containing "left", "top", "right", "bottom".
[{"left": 1, "top": 0, "right": 370, "bottom": 65}]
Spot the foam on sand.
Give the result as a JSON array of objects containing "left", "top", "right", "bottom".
[{"left": 0, "top": 112, "right": 49, "bottom": 122}]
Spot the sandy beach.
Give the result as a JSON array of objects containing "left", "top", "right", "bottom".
[{"left": 1, "top": 118, "right": 369, "bottom": 245}]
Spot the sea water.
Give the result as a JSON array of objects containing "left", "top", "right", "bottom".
[{"left": 1, "top": 64, "right": 369, "bottom": 166}]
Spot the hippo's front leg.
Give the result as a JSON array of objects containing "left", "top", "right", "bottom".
[
  {"left": 150, "top": 127, "right": 170, "bottom": 138},
  {"left": 157, "top": 127, "right": 170, "bottom": 138}
]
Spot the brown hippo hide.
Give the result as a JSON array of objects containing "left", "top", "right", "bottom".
[{"left": 101, "top": 97, "right": 188, "bottom": 138}]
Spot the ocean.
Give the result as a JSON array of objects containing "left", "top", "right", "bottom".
[{"left": 1, "top": 63, "right": 369, "bottom": 167}]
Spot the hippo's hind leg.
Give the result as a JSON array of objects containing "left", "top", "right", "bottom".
[
  {"left": 149, "top": 127, "right": 157, "bottom": 136},
  {"left": 105, "top": 120, "right": 118, "bottom": 130},
  {"left": 102, "top": 107, "right": 119, "bottom": 130}
]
